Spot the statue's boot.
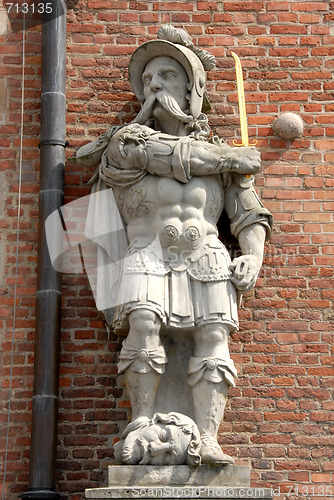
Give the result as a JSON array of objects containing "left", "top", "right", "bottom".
[
  {"left": 118, "top": 340, "right": 167, "bottom": 420},
  {"left": 124, "top": 367, "right": 160, "bottom": 420},
  {"left": 188, "top": 356, "right": 237, "bottom": 465}
]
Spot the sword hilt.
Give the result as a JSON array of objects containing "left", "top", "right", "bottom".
[{"left": 233, "top": 138, "right": 257, "bottom": 147}]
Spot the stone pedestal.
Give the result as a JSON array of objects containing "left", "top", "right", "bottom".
[{"left": 85, "top": 465, "right": 273, "bottom": 499}]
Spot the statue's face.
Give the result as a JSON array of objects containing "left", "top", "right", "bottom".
[
  {"left": 142, "top": 56, "right": 189, "bottom": 114},
  {"left": 122, "top": 423, "right": 192, "bottom": 465}
]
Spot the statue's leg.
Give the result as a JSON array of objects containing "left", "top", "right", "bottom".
[
  {"left": 188, "top": 323, "right": 236, "bottom": 465},
  {"left": 118, "top": 308, "right": 166, "bottom": 421}
]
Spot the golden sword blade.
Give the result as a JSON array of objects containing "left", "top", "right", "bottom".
[{"left": 231, "top": 51, "right": 257, "bottom": 147}]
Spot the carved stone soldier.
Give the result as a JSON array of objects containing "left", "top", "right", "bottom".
[{"left": 76, "top": 25, "right": 272, "bottom": 465}]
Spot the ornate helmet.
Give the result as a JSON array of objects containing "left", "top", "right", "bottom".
[{"left": 129, "top": 25, "right": 216, "bottom": 119}]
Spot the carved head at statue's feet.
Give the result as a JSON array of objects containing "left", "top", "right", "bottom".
[{"left": 114, "top": 412, "right": 201, "bottom": 466}]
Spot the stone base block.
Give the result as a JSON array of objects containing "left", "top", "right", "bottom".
[
  {"left": 108, "top": 464, "right": 251, "bottom": 487},
  {"left": 85, "top": 465, "right": 273, "bottom": 499}
]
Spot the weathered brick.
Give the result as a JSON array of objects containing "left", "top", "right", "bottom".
[
  {"left": 224, "top": 2, "right": 265, "bottom": 11},
  {"left": 153, "top": 2, "right": 194, "bottom": 11},
  {"left": 312, "top": 473, "right": 331, "bottom": 482},
  {"left": 291, "top": 2, "right": 329, "bottom": 11},
  {"left": 278, "top": 12, "right": 299, "bottom": 22}
]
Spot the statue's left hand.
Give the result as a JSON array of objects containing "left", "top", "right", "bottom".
[{"left": 229, "top": 254, "right": 261, "bottom": 292}]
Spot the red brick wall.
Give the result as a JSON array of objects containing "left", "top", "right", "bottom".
[{"left": 1, "top": 1, "right": 334, "bottom": 499}]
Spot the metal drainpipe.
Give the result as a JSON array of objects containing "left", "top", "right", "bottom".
[{"left": 22, "top": 2, "right": 66, "bottom": 498}]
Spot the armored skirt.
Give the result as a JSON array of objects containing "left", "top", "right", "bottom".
[{"left": 113, "top": 239, "right": 239, "bottom": 333}]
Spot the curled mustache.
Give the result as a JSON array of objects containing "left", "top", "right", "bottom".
[
  {"left": 156, "top": 93, "right": 193, "bottom": 123},
  {"left": 132, "top": 92, "right": 193, "bottom": 125}
]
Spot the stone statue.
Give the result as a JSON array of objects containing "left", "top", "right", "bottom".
[{"left": 75, "top": 25, "right": 272, "bottom": 466}]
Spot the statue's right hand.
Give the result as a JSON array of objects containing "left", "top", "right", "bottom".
[{"left": 222, "top": 146, "right": 261, "bottom": 175}]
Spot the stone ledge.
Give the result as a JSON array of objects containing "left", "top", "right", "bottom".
[
  {"left": 85, "top": 465, "right": 273, "bottom": 499},
  {"left": 85, "top": 485, "right": 273, "bottom": 499}
]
